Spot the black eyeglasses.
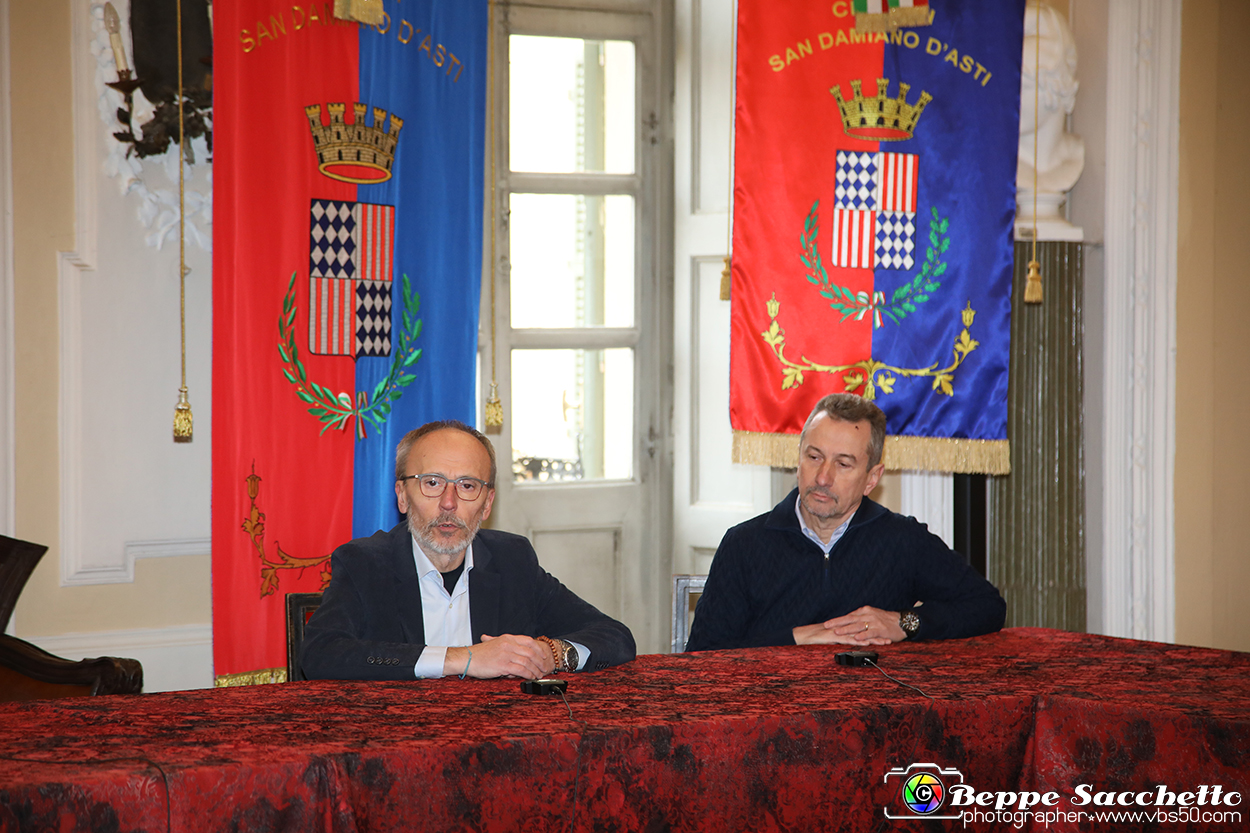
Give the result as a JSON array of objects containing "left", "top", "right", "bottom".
[{"left": 398, "top": 473, "right": 491, "bottom": 501}]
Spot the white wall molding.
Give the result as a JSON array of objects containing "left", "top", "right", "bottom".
[
  {"left": 58, "top": 3, "right": 212, "bottom": 586},
  {"left": 670, "top": 0, "right": 771, "bottom": 580},
  {"left": 58, "top": 0, "right": 102, "bottom": 585},
  {"left": 29, "top": 623, "right": 213, "bottom": 692},
  {"left": 1098, "top": 0, "right": 1179, "bottom": 642},
  {"left": 689, "top": 255, "right": 755, "bottom": 511},
  {"left": 899, "top": 471, "right": 954, "bottom": 550},
  {"left": 57, "top": 247, "right": 92, "bottom": 583},
  {"left": 687, "top": 0, "right": 732, "bottom": 215},
  {"left": 30, "top": 623, "right": 210, "bottom": 655},
  {"left": 58, "top": 536, "right": 211, "bottom": 587},
  {"left": 125, "top": 537, "right": 211, "bottom": 561},
  {"left": 0, "top": 0, "right": 15, "bottom": 539},
  {"left": 688, "top": 0, "right": 705, "bottom": 212},
  {"left": 58, "top": 1, "right": 212, "bottom": 582}
]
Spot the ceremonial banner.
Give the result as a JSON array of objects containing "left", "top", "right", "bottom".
[
  {"left": 213, "top": 0, "right": 486, "bottom": 682},
  {"left": 730, "top": 0, "right": 1024, "bottom": 473}
]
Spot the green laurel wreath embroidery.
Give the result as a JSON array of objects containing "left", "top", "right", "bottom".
[
  {"left": 800, "top": 201, "right": 950, "bottom": 326},
  {"left": 278, "top": 271, "right": 423, "bottom": 437}
]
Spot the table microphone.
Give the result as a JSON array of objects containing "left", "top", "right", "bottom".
[{"left": 836, "top": 650, "right": 879, "bottom": 667}]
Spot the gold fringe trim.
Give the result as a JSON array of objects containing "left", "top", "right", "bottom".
[
  {"left": 884, "top": 436, "right": 1010, "bottom": 474},
  {"left": 733, "top": 430, "right": 800, "bottom": 468},
  {"left": 732, "top": 431, "right": 1010, "bottom": 475},
  {"left": 855, "top": 7, "right": 934, "bottom": 33},
  {"left": 333, "top": 0, "right": 384, "bottom": 26},
  {"left": 214, "top": 667, "right": 287, "bottom": 688},
  {"left": 719, "top": 255, "right": 732, "bottom": 301}
]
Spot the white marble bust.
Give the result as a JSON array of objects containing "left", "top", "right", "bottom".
[{"left": 1016, "top": 0, "right": 1084, "bottom": 241}]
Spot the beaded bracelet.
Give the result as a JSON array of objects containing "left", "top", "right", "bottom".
[
  {"left": 536, "top": 636, "right": 563, "bottom": 672},
  {"left": 459, "top": 647, "right": 472, "bottom": 680}
]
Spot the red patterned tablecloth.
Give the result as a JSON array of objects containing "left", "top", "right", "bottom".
[{"left": 1, "top": 628, "right": 1247, "bottom": 832}]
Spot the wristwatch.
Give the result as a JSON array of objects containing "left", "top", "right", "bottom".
[
  {"left": 558, "top": 640, "right": 580, "bottom": 672},
  {"left": 899, "top": 610, "right": 921, "bottom": 640}
]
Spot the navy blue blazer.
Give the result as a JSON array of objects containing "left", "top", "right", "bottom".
[{"left": 300, "top": 523, "right": 636, "bottom": 680}]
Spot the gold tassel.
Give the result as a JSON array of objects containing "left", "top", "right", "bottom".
[
  {"left": 1023, "top": 2, "right": 1043, "bottom": 306},
  {"left": 172, "top": 2, "right": 192, "bottom": 442},
  {"left": 484, "top": 382, "right": 503, "bottom": 435},
  {"left": 173, "top": 386, "right": 193, "bottom": 442},
  {"left": 1024, "top": 258, "right": 1043, "bottom": 304},
  {"left": 719, "top": 255, "right": 732, "bottom": 301},
  {"left": 483, "top": 3, "right": 504, "bottom": 435},
  {"left": 333, "top": 0, "right": 385, "bottom": 26}
]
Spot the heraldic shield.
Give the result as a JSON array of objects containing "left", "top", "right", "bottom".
[
  {"left": 308, "top": 199, "right": 395, "bottom": 359},
  {"left": 832, "top": 150, "right": 919, "bottom": 272}
]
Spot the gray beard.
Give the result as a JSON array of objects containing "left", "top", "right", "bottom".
[
  {"left": 409, "top": 511, "right": 481, "bottom": 557},
  {"left": 800, "top": 486, "right": 841, "bottom": 520}
]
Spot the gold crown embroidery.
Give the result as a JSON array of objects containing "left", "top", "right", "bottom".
[
  {"left": 305, "top": 102, "right": 404, "bottom": 184},
  {"left": 830, "top": 78, "right": 932, "bottom": 142}
]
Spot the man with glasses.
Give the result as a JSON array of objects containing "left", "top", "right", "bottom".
[{"left": 301, "top": 420, "right": 635, "bottom": 680}]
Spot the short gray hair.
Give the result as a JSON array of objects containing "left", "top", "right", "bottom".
[
  {"left": 395, "top": 420, "right": 497, "bottom": 486},
  {"left": 799, "top": 394, "right": 887, "bottom": 468}
]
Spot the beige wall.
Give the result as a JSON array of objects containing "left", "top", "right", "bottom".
[
  {"left": 1175, "top": 0, "right": 1250, "bottom": 652},
  {"left": 11, "top": 0, "right": 73, "bottom": 624},
  {"left": 9, "top": 0, "right": 210, "bottom": 638}
]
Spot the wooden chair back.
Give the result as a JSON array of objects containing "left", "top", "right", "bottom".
[
  {"left": 0, "top": 536, "right": 48, "bottom": 630},
  {"left": 286, "top": 592, "right": 323, "bottom": 681}
]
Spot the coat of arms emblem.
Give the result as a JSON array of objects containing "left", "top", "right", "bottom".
[{"left": 277, "top": 102, "right": 423, "bottom": 438}]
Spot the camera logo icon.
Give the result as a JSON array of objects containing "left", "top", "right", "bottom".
[{"left": 883, "top": 762, "right": 965, "bottom": 820}]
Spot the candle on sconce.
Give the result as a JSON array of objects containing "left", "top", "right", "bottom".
[{"left": 103, "top": 3, "right": 129, "bottom": 75}]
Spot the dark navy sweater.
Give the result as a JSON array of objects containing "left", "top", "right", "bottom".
[{"left": 685, "top": 490, "right": 1006, "bottom": 651}]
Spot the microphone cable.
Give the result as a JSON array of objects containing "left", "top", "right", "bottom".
[{"left": 863, "top": 658, "right": 938, "bottom": 833}]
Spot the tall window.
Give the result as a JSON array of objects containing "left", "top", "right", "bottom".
[
  {"left": 484, "top": 2, "right": 666, "bottom": 648},
  {"left": 504, "top": 32, "right": 643, "bottom": 483}
]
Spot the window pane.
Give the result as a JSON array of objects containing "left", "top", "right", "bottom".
[
  {"left": 510, "top": 36, "right": 635, "bottom": 174},
  {"left": 509, "top": 193, "right": 635, "bottom": 328},
  {"left": 511, "top": 348, "right": 634, "bottom": 482}
]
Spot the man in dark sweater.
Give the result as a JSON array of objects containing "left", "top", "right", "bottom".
[{"left": 685, "top": 394, "right": 1005, "bottom": 652}]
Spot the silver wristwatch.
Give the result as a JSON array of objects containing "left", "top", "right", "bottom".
[
  {"left": 899, "top": 610, "right": 921, "bottom": 640},
  {"left": 559, "top": 640, "right": 579, "bottom": 672}
]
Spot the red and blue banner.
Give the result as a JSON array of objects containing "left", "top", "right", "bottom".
[
  {"left": 213, "top": 0, "right": 486, "bottom": 681},
  {"left": 729, "top": 0, "right": 1023, "bottom": 473}
]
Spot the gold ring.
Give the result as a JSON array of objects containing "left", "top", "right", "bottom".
[{"left": 863, "top": 623, "right": 869, "bottom": 632}]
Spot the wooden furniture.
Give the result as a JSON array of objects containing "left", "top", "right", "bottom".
[
  {"left": 0, "top": 635, "right": 142, "bottom": 701},
  {"left": 0, "top": 535, "right": 143, "bottom": 701},
  {"left": 0, "top": 535, "right": 47, "bottom": 628},
  {"left": 285, "top": 591, "right": 322, "bottom": 682}
]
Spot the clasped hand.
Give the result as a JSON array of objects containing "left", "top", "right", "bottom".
[
  {"left": 792, "top": 605, "right": 904, "bottom": 646},
  {"left": 444, "top": 634, "right": 555, "bottom": 680}
]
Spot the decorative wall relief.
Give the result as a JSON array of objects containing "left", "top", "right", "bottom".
[
  {"left": 1016, "top": 0, "right": 1084, "bottom": 242},
  {"left": 90, "top": 1, "right": 213, "bottom": 250}
]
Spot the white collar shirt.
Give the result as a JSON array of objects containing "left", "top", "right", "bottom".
[
  {"left": 411, "top": 536, "right": 474, "bottom": 679},
  {"left": 795, "top": 495, "right": 851, "bottom": 556}
]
